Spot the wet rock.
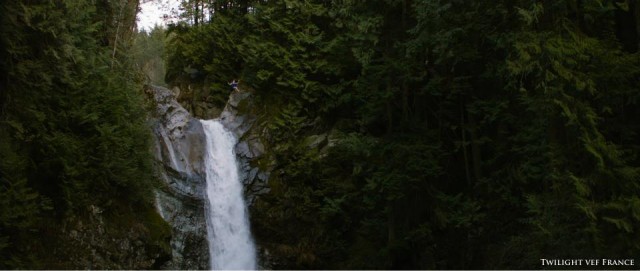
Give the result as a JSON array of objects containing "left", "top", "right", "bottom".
[
  {"left": 147, "top": 85, "right": 209, "bottom": 269},
  {"left": 217, "top": 90, "right": 271, "bottom": 202},
  {"left": 147, "top": 85, "right": 272, "bottom": 269}
]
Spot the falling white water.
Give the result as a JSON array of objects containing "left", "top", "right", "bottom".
[{"left": 201, "top": 119, "right": 257, "bottom": 270}]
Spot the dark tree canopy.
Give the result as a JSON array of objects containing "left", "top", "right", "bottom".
[
  {"left": 2, "top": 0, "right": 640, "bottom": 269},
  {"left": 0, "top": 0, "right": 169, "bottom": 268},
  {"left": 165, "top": 0, "right": 640, "bottom": 269}
]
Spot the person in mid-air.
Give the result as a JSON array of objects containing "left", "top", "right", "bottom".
[{"left": 229, "top": 79, "right": 239, "bottom": 91}]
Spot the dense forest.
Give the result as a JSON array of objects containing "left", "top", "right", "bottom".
[
  {"left": 2, "top": 0, "right": 640, "bottom": 269},
  {"left": 164, "top": 0, "right": 640, "bottom": 269},
  {"left": 0, "top": 0, "right": 170, "bottom": 268}
]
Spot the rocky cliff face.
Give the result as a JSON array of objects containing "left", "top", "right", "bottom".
[
  {"left": 147, "top": 85, "right": 209, "bottom": 269},
  {"left": 172, "top": 84, "right": 222, "bottom": 119},
  {"left": 218, "top": 90, "right": 270, "bottom": 203},
  {"left": 217, "top": 89, "right": 272, "bottom": 269},
  {"left": 43, "top": 204, "right": 171, "bottom": 270},
  {"left": 147, "top": 85, "right": 269, "bottom": 269}
]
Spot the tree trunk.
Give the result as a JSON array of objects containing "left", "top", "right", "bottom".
[
  {"left": 194, "top": 0, "right": 200, "bottom": 26},
  {"left": 387, "top": 80, "right": 394, "bottom": 135},
  {"left": 468, "top": 112, "right": 483, "bottom": 181},
  {"left": 460, "top": 98, "right": 472, "bottom": 187}
]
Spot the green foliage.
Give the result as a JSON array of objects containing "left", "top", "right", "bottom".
[
  {"left": 0, "top": 0, "right": 169, "bottom": 268},
  {"left": 165, "top": 13, "right": 246, "bottom": 107},
  {"left": 165, "top": 0, "right": 640, "bottom": 269},
  {"left": 498, "top": 3, "right": 640, "bottom": 262},
  {"left": 133, "top": 26, "right": 168, "bottom": 86}
]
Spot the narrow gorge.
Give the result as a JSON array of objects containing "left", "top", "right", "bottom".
[
  {"left": 4, "top": 1, "right": 640, "bottom": 269},
  {"left": 147, "top": 85, "right": 267, "bottom": 269}
]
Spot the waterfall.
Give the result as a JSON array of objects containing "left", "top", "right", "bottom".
[{"left": 201, "top": 119, "right": 257, "bottom": 270}]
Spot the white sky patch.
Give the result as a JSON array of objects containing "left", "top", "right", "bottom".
[{"left": 136, "top": 0, "right": 181, "bottom": 31}]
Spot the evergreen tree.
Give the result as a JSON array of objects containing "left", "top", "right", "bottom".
[
  {"left": 0, "top": 0, "right": 170, "bottom": 267},
  {"left": 164, "top": 0, "right": 640, "bottom": 269}
]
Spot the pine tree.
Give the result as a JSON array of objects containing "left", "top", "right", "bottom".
[{"left": 0, "top": 0, "right": 170, "bottom": 267}]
